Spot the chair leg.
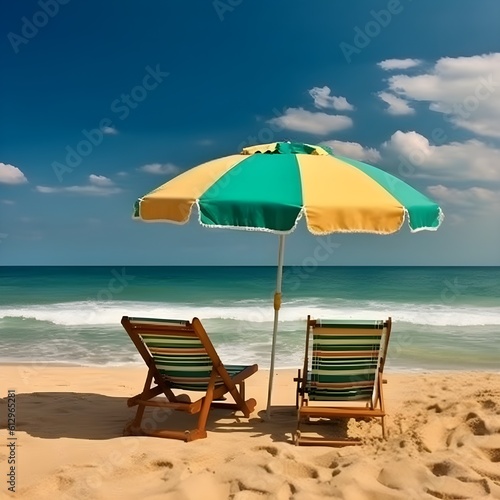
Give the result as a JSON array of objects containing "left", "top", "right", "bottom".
[
  {"left": 295, "top": 413, "right": 302, "bottom": 446},
  {"left": 235, "top": 382, "right": 257, "bottom": 416},
  {"left": 294, "top": 396, "right": 308, "bottom": 445},
  {"left": 124, "top": 404, "right": 146, "bottom": 435},
  {"left": 227, "top": 386, "right": 248, "bottom": 415},
  {"left": 220, "top": 380, "right": 255, "bottom": 418},
  {"left": 295, "top": 369, "right": 301, "bottom": 409},
  {"left": 194, "top": 369, "right": 217, "bottom": 438}
]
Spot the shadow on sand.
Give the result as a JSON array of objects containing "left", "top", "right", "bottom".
[{"left": 0, "top": 393, "right": 351, "bottom": 443}]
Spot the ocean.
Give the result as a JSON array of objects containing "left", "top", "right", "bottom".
[{"left": 0, "top": 266, "right": 498, "bottom": 371}]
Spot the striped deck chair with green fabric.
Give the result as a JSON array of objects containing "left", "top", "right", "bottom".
[
  {"left": 295, "top": 316, "right": 392, "bottom": 446},
  {"left": 121, "top": 316, "right": 258, "bottom": 441}
]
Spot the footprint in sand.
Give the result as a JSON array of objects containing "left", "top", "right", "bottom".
[
  {"left": 230, "top": 479, "right": 271, "bottom": 497},
  {"left": 308, "top": 453, "right": 344, "bottom": 478},
  {"left": 427, "top": 403, "right": 443, "bottom": 414},
  {"left": 482, "top": 399, "right": 497, "bottom": 410},
  {"left": 252, "top": 445, "right": 279, "bottom": 457},
  {"left": 149, "top": 459, "right": 190, "bottom": 489},
  {"left": 264, "top": 458, "right": 319, "bottom": 479},
  {"left": 56, "top": 474, "right": 76, "bottom": 490},
  {"left": 150, "top": 459, "right": 174, "bottom": 469},
  {"left": 329, "top": 461, "right": 342, "bottom": 478},
  {"left": 424, "top": 460, "right": 492, "bottom": 498},
  {"left": 430, "top": 461, "right": 451, "bottom": 476},
  {"left": 466, "top": 413, "right": 489, "bottom": 436},
  {"left": 309, "top": 451, "right": 340, "bottom": 468},
  {"left": 484, "top": 449, "right": 500, "bottom": 463}
]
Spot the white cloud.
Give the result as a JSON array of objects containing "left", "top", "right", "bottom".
[
  {"left": 0, "top": 163, "right": 28, "bottom": 185},
  {"left": 2, "top": 200, "right": 14, "bottom": 205},
  {"left": 378, "top": 58, "right": 422, "bottom": 71},
  {"left": 427, "top": 185, "right": 500, "bottom": 221},
  {"left": 102, "top": 126, "right": 118, "bottom": 135},
  {"left": 268, "top": 107, "right": 353, "bottom": 135},
  {"left": 308, "top": 86, "right": 354, "bottom": 111},
  {"left": 139, "top": 163, "right": 181, "bottom": 175},
  {"left": 89, "top": 174, "right": 113, "bottom": 187},
  {"left": 116, "top": 171, "right": 129, "bottom": 177},
  {"left": 382, "top": 130, "right": 432, "bottom": 158},
  {"left": 321, "top": 140, "right": 381, "bottom": 163},
  {"left": 428, "top": 185, "right": 499, "bottom": 208},
  {"left": 36, "top": 185, "right": 122, "bottom": 196},
  {"left": 385, "top": 53, "right": 500, "bottom": 137},
  {"left": 36, "top": 174, "right": 121, "bottom": 196},
  {"left": 378, "top": 92, "right": 415, "bottom": 115},
  {"left": 35, "top": 186, "right": 58, "bottom": 194},
  {"left": 382, "top": 130, "right": 500, "bottom": 182}
]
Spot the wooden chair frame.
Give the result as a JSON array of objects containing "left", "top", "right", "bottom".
[
  {"left": 295, "top": 316, "right": 392, "bottom": 446},
  {"left": 121, "top": 316, "right": 258, "bottom": 441}
]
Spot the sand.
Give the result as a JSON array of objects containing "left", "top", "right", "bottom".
[{"left": 1, "top": 365, "right": 500, "bottom": 499}]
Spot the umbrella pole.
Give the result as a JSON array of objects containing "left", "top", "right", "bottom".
[{"left": 265, "top": 234, "right": 286, "bottom": 419}]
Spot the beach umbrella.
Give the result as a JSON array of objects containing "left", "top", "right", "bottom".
[{"left": 133, "top": 141, "right": 443, "bottom": 417}]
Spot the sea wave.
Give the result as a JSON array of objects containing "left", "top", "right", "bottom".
[{"left": 1, "top": 299, "right": 499, "bottom": 327}]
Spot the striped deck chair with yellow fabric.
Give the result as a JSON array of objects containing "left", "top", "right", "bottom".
[
  {"left": 295, "top": 316, "right": 392, "bottom": 446},
  {"left": 121, "top": 316, "right": 258, "bottom": 441}
]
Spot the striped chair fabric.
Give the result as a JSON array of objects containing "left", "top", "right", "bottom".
[
  {"left": 308, "top": 319, "right": 388, "bottom": 404},
  {"left": 129, "top": 317, "right": 248, "bottom": 391}
]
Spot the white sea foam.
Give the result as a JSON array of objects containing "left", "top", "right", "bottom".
[{"left": 1, "top": 299, "right": 499, "bottom": 326}]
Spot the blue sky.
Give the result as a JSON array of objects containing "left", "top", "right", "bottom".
[{"left": 1, "top": 0, "right": 499, "bottom": 265}]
